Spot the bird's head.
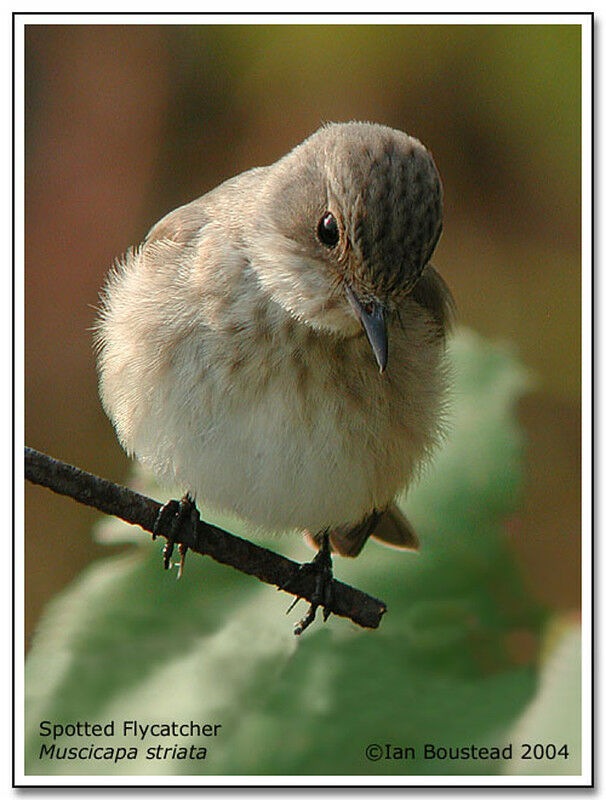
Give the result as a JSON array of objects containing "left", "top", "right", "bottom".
[{"left": 252, "top": 121, "right": 443, "bottom": 372}]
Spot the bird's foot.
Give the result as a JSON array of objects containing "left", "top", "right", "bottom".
[
  {"left": 284, "top": 531, "right": 334, "bottom": 635},
  {"left": 152, "top": 493, "right": 199, "bottom": 579}
]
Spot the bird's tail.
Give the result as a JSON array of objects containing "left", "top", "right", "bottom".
[{"left": 305, "top": 505, "right": 420, "bottom": 558}]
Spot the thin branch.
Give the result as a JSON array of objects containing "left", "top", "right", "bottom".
[{"left": 24, "top": 447, "right": 387, "bottom": 631}]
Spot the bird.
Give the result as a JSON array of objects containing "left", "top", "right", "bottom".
[{"left": 95, "top": 121, "right": 454, "bottom": 633}]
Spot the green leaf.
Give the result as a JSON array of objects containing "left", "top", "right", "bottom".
[{"left": 25, "top": 329, "right": 548, "bottom": 777}]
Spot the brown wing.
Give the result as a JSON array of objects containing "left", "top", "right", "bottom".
[
  {"left": 305, "top": 505, "right": 419, "bottom": 558},
  {"left": 146, "top": 167, "right": 268, "bottom": 247},
  {"left": 146, "top": 198, "right": 210, "bottom": 246},
  {"left": 410, "top": 265, "right": 456, "bottom": 336}
]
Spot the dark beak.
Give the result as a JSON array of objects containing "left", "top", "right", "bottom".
[{"left": 345, "top": 286, "right": 388, "bottom": 373}]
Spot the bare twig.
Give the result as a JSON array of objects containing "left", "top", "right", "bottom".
[{"left": 24, "top": 447, "right": 387, "bottom": 630}]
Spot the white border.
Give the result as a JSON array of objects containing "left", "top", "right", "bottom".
[
  {"left": 11, "top": 12, "right": 594, "bottom": 25},
  {"left": 13, "top": 12, "right": 26, "bottom": 795},
  {"left": 579, "top": 15, "right": 593, "bottom": 788},
  {"left": 14, "top": 12, "right": 593, "bottom": 789}
]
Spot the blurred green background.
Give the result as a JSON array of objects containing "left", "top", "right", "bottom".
[{"left": 23, "top": 22, "right": 583, "bottom": 777}]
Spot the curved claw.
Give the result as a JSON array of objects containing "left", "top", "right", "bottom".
[
  {"left": 286, "top": 531, "right": 334, "bottom": 635},
  {"left": 153, "top": 494, "right": 199, "bottom": 577}
]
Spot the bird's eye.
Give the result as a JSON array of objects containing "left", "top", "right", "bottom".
[{"left": 317, "top": 212, "right": 339, "bottom": 248}]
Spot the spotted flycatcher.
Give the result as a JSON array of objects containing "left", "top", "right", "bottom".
[{"left": 96, "top": 121, "right": 453, "bottom": 631}]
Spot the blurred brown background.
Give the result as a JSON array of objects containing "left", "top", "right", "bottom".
[{"left": 24, "top": 23, "right": 582, "bottom": 646}]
